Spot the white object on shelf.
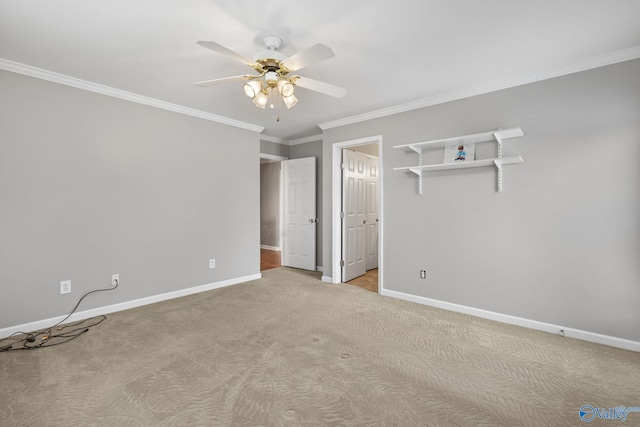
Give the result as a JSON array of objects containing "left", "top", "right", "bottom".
[{"left": 393, "top": 128, "right": 524, "bottom": 193}]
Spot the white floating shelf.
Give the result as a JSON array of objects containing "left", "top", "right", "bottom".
[
  {"left": 394, "top": 156, "right": 524, "bottom": 176},
  {"left": 393, "top": 127, "right": 523, "bottom": 153}
]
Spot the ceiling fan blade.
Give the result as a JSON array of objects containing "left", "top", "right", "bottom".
[
  {"left": 193, "top": 75, "right": 250, "bottom": 87},
  {"left": 294, "top": 76, "right": 347, "bottom": 98},
  {"left": 196, "top": 41, "right": 258, "bottom": 67},
  {"left": 281, "top": 43, "right": 335, "bottom": 72}
]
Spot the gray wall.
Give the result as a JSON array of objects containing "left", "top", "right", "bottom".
[
  {"left": 260, "top": 139, "right": 290, "bottom": 158},
  {"left": 260, "top": 162, "right": 281, "bottom": 248},
  {"left": 0, "top": 70, "right": 260, "bottom": 329},
  {"left": 290, "top": 139, "right": 323, "bottom": 269},
  {"left": 323, "top": 59, "right": 640, "bottom": 342}
]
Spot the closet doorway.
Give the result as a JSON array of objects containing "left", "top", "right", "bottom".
[
  {"left": 331, "top": 136, "right": 383, "bottom": 293},
  {"left": 342, "top": 146, "right": 379, "bottom": 292}
]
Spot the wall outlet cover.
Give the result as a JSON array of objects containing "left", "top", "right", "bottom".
[{"left": 60, "top": 280, "right": 71, "bottom": 294}]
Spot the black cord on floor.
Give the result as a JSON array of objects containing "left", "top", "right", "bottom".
[{"left": 0, "top": 280, "right": 118, "bottom": 352}]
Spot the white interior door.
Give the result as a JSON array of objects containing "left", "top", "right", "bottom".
[
  {"left": 365, "top": 155, "right": 379, "bottom": 270},
  {"left": 282, "top": 157, "right": 316, "bottom": 271},
  {"left": 342, "top": 150, "right": 367, "bottom": 282}
]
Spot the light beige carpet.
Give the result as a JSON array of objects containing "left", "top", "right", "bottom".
[{"left": 1, "top": 267, "right": 639, "bottom": 426}]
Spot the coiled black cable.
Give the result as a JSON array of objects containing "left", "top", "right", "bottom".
[{"left": 0, "top": 279, "right": 118, "bottom": 352}]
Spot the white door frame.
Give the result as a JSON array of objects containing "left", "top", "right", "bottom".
[{"left": 331, "top": 135, "right": 383, "bottom": 291}]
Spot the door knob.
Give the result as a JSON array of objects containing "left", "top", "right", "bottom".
[{"left": 362, "top": 220, "right": 367, "bottom": 224}]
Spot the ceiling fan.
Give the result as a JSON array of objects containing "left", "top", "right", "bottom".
[{"left": 194, "top": 35, "right": 347, "bottom": 111}]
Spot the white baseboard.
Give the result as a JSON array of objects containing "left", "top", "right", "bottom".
[
  {"left": 382, "top": 289, "right": 640, "bottom": 353},
  {"left": 321, "top": 276, "right": 333, "bottom": 283},
  {"left": 0, "top": 273, "right": 262, "bottom": 338},
  {"left": 260, "top": 245, "right": 281, "bottom": 251}
]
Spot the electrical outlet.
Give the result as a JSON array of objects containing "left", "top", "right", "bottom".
[
  {"left": 420, "top": 270, "right": 427, "bottom": 279},
  {"left": 209, "top": 259, "right": 216, "bottom": 269},
  {"left": 112, "top": 274, "right": 119, "bottom": 287},
  {"left": 60, "top": 280, "right": 71, "bottom": 294}
]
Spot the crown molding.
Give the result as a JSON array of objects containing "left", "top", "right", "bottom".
[
  {"left": 289, "top": 134, "right": 323, "bottom": 146},
  {"left": 319, "top": 46, "right": 640, "bottom": 131},
  {"left": 259, "top": 133, "right": 323, "bottom": 146},
  {"left": 0, "top": 58, "right": 264, "bottom": 134},
  {"left": 259, "top": 134, "right": 289, "bottom": 145}
]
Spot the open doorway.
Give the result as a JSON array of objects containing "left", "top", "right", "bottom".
[
  {"left": 331, "top": 135, "right": 383, "bottom": 293},
  {"left": 260, "top": 154, "right": 286, "bottom": 271},
  {"left": 260, "top": 154, "right": 318, "bottom": 273}
]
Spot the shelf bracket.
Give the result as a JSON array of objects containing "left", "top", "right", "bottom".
[
  {"left": 407, "top": 146, "right": 423, "bottom": 194},
  {"left": 494, "top": 132, "right": 504, "bottom": 158},
  {"left": 408, "top": 167, "right": 422, "bottom": 176},
  {"left": 417, "top": 149, "right": 423, "bottom": 195},
  {"left": 493, "top": 159, "right": 504, "bottom": 192},
  {"left": 408, "top": 145, "right": 421, "bottom": 155},
  {"left": 494, "top": 132, "right": 505, "bottom": 192}
]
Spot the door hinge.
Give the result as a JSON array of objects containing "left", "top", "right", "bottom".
[
  {"left": 340, "top": 260, "right": 345, "bottom": 267},
  {"left": 340, "top": 211, "right": 345, "bottom": 219},
  {"left": 341, "top": 162, "right": 345, "bottom": 170}
]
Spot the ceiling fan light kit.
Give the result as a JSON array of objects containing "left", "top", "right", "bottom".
[
  {"left": 244, "top": 68, "right": 298, "bottom": 110},
  {"left": 194, "top": 34, "right": 346, "bottom": 118}
]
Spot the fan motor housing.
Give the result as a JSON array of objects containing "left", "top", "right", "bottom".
[{"left": 253, "top": 35, "right": 290, "bottom": 74}]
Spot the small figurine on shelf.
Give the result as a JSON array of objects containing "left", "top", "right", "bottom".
[{"left": 444, "top": 142, "right": 474, "bottom": 163}]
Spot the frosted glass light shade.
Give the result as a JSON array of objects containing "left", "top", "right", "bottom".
[
  {"left": 243, "top": 80, "right": 262, "bottom": 98},
  {"left": 253, "top": 91, "right": 268, "bottom": 109},
  {"left": 283, "top": 94, "right": 298, "bottom": 109},
  {"left": 277, "top": 79, "right": 294, "bottom": 97}
]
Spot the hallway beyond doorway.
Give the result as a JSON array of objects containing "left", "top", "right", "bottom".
[{"left": 260, "top": 248, "right": 281, "bottom": 271}]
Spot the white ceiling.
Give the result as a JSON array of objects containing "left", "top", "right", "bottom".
[{"left": 2, "top": 0, "right": 639, "bottom": 141}]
